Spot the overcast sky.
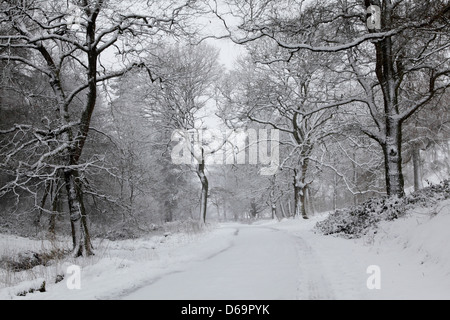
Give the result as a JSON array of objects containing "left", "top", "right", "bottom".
[
  {"left": 199, "top": 0, "right": 248, "bottom": 70},
  {"left": 215, "top": 38, "right": 247, "bottom": 70}
]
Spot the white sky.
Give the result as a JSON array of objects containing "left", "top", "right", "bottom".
[
  {"left": 196, "top": 2, "right": 249, "bottom": 128},
  {"left": 199, "top": 0, "right": 248, "bottom": 71},
  {"left": 215, "top": 38, "right": 247, "bottom": 70}
]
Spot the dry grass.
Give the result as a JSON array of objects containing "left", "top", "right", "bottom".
[{"left": 0, "top": 236, "right": 72, "bottom": 290}]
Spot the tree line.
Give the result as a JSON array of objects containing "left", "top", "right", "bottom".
[{"left": 1, "top": 0, "right": 449, "bottom": 256}]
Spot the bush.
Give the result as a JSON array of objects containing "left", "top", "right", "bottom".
[
  {"left": 1, "top": 248, "right": 69, "bottom": 272},
  {"left": 16, "top": 281, "right": 46, "bottom": 297},
  {"left": 315, "top": 180, "right": 450, "bottom": 238}
]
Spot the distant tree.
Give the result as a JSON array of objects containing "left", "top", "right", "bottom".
[
  {"left": 220, "top": 52, "right": 336, "bottom": 219},
  {"left": 140, "top": 43, "right": 222, "bottom": 224},
  {"left": 403, "top": 90, "right": 450, "bottom": 191}
]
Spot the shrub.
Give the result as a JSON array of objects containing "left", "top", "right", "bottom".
[
  {"left": 1, "top": 248, "right": 69, "bottom": 272},
  {"left": 315, "top": 180, "right": 450, "bottom": 238}
]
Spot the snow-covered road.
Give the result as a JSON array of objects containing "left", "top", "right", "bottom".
[
  {"left": 123, "top": 226, "right": 303, "bottom": 300},
  {"left": 120, "top": 224, "right": 352, "bottom": 300}
]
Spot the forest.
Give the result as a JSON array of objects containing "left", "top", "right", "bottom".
[{"left": 1, "top": 0, "right": 449, "bottom": 259}]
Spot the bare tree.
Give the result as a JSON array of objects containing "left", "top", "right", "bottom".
[
  {"left": 220, "top": 52, "right": 335, "bottom": 219},
  {"left": 214, "top": 0, "right": 450, "bottom": 198},
  {"left": 0, "top": 0, "right": 200, "bottom": 255},
  {"left": 402, "top": 90, "right": 450, "bottom": 191},
  {"left": 141, "top": 43, "right": 222, "bottom": 224}
]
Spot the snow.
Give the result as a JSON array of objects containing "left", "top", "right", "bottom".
[
  {"left": 123, "top": 225, "right": 300, "bottom": 300},
  {"left": 0, "top": 226, "right": 236, "bottom": 300},
  {"left": 1, "top": 278, "right": 46, "bottom": 298},
  {"left": 372, "top": 199, "right": 450, "bottom": 277},
  {"left": 1, "top": 200, "right": 450, "bottom": 300},
  {"left": 273, "top": 208, "right": 450, "bottom": 300}
]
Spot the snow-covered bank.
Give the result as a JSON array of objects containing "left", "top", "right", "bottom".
[{"left": 270, "top": 201, "right": 450, "bottom": 299}]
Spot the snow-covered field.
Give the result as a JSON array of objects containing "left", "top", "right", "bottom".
[{"left": 1, "top": 200, "right": 450, "bottom": 300}]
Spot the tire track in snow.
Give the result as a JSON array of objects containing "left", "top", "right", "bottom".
[
  {"left": 264, "top": 226, "right": 335, "bottom": 300},
  {"left": 294, "top": 237, "right": 335, "bottom": 300}
]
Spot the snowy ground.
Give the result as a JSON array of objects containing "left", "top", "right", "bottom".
[{"left": 1, "top": 200, "right": 450, "bottom": 300}]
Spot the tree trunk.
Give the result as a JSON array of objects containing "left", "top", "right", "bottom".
[
  {"left": 294, "top": 187, "right": 308, "bottom": 219},
  {"left": 352, "top": 152, "right": 358, "bottom": 206},
  {"left": 280, "top": 201, "right": 287, "bottom": 218},
  {"left": 36, "top": 182, "right": 51, "bottom": 232},
  {"left": 294, "top": 178, "right": 308, "bottom": 219},
  {"left": 197, "top": 158, "right": 209, "bottom": 224},
  {"left": 305, "top": 186, "right": 315, "bottom": 216},
  {"left": 48, "top": 180, "right": 62, "bottom": 239},
  {"left": 48, "top": 213, "right": 56, "bottom": 239},
  {"left": 333, "top": 173, "right": 338, "bottom": 211},
  {"left": 164, "top": 199, "right": 173, "bottom": 222},
  {"left": 412, "top": 143, "right": 422, "bottom": 192},
  {"left": 300, "top": 188, "right": 308, "bottom": 219},
  {"left": 288, "top": 201, "right": 292, "bottom": 217},
  {"left": 294, "top": 164, "right": 309, "bottom": 219},
  {"left": 294, "top": 180, "right": 301, "bottom": 218},
  {"left": 382, "top": 123, "right": 405, "bottom": 198},
  {"left": 64, "top": 170, "right": 94, "bottom": 257}
]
